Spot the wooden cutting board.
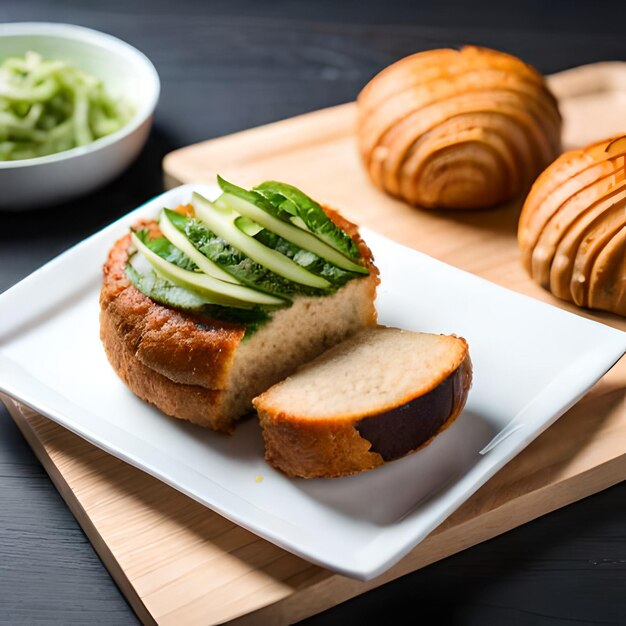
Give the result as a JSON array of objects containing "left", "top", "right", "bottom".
[{"left": 5, "top": 61, "right": 626, "bottom": 625}]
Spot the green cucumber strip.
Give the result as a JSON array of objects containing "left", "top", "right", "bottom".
[
  {"left": 253, "top": 228, "right": 365, "bottom": 286},
  {"left": 169, "top": 209, "right": 358, "bottom": 292},
  {"left": 159, "top": 209, "right": 241, "bottom": 284},
  {"left": 218, "top": 191, "right": 368, "bottom": 275},
  {"left": 191, "top": 192, "right": 331, "bottom": 289},
  {"left": 164, "top": 211, "right": 323, "bottom": 299},
  {"left": 131, "top": 233, "right": 286, "bottom": 308},
  {"left": 289, "top": 215, "right": 310, "bottom": 231},
  {"left": 253, "top": 180, "right": 362, "bottom": 261},
  {"left": 125, "top": 257, "right": 270, "bottom": 333},
  {"left": 134, "top": 230, "right": 197, "bottom": 271},
  {"left": 216, "top": 178, "right": 367, "bottom": 274},
  {"left": 128, "top": 253, "right": 211, "bottom": 309},
  {"left": 234, "top": 215, "right": 264, "bottom": 237}
]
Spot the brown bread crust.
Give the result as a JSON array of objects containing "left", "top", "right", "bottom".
[
  {"left": 517, "top": 134, "right": 626, "bottom": 316},
  {"left": 100, "top": 298, "right": 234, "bottom": 431},
  {"left": 100, "top": 226, "right": 247, "bottom": 391},
  {"left": 357, "top": 46, "right": 562, "bottom": 210},
  {"left": 99, "top": 208, "right": 378, "bottom": 432},
  {"left": 255, "top": 349, "right": 472, "bottom": 478}
]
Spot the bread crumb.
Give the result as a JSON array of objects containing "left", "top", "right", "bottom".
[{"left": 255, "top": 475, "right": 264, "bottom": 483}]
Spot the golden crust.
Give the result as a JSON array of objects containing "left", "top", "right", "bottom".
[
  {"left": 260, "top": 418, "right": 385, "bottom": 479},
  {"left": 517, "top": 134, "right": 626, "bottom": 317},
  {"left": 357, "top": 46, "right": 561, "bottom": 210},
  {"left": 588, "top": 228, "right": 626, "bottom": 316},
  {"left": 100, "top": 297, "right": 234, "bottom": 432},
  {"left": 518, "top": 137, "right": 626, "bottom": 270}
]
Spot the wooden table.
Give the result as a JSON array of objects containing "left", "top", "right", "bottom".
[{"left": 1, "top": 1, "right": 625, "bottom": 624}]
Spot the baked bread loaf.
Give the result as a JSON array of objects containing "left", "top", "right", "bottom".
[
  {"left": 357, "top": 46, "right": 562, "bottom": 210},
  {"left": 518, "top": 134, "right": 625, "bottom": 316},
  {"left": 100, "top": 180, "right": 379, "bottom": 433},
  {"left": 253, "top": 327, "right": 472, "bottom": 478}
]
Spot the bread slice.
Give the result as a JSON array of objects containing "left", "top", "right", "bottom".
[
  {"left": 253, "top": 327, "right": 472, "bottom": 478},
  {"left": 99, "top": 208, "right": 379, "bottom": 433}
]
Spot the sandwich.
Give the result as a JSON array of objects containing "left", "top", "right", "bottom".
[{"left": 100, "top": 177, "right": 379, "bottom": 432}]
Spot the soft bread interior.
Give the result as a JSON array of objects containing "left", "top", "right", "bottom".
[
  {"left": 218, "top": 275, "right": 378, "bottom": 419},
  {"left": 255, "top": 327, "right": 468, "bottom": 420}
]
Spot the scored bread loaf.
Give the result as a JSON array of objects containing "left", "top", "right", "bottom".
[
  {"left": 356, "top": 46, "right": 562, "bottom": 210},
  {"left": 517, "top": 134, "right": 626, "bottom": 316},
  {"left": 253, "top": 327, "right": 472, "bottom": 478}
]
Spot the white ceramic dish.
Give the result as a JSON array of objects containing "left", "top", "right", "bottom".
[
  {"left": 0, "top": 184, "right": 624, "bottom": 580},
  {"left": 0, "top": 22, "right": 160, "bottom": 210}
]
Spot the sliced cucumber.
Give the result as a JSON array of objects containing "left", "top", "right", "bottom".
[
  {"left": 289, "top": 215, "right": 310, "bottom": 231},
  {"left": 215, "top": 188, "right": 369, "bottom": 274},
  {"left": 159, "top": 209, "right": 241, "bottom": 284},
  {"left": 191, "top": 192, "right": 331, "bottom": 289},
  {"left": 161, "top": 211, "right": 311, "bottom": 299},
  {"left": 128, "top": 251, "right": 211, "bottom": 309},
  {"left": 253, "top": 180, "right": 363, "bottom": 262},
  {"left": 131, "top": 232, "right": 286, "bottom": 308},
  {"left": 126, "top": 254, "right": 270, "bottom": 331},
  {"left": 234, "top": 215, "right": 264, "bottom": 237}
]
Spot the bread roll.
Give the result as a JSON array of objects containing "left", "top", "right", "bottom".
[
  {"left": 518, "top": 134, "right": 626, "bottom": 316},
  {"left": 357, "top": 46, "right": 562, "bottom": 210}
]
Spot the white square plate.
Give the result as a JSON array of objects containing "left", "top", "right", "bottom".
[{"left": 1, "top": 184, "right": 624, "bottom": 580}]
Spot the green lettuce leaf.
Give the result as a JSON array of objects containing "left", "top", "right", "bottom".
[{"left": 252, "top": 180, "right": 362, "bottom": 261}]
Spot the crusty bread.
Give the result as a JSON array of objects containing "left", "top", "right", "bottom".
[
  {"left": 517, "top": 134, "right": 626, "bottom": 316},
  {"left": 253, "top": 327, "right": 472, "bottom": 478},
  {"left": 99, "top": 207, "right": 379, "bottom": 433},
  {"left": 357, "top": 46, "right": 561, "bottom": 210}
]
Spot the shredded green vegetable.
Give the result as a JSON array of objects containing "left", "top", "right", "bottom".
[{"left": 0, "top": 51, "right": 134, "bottom": 161}]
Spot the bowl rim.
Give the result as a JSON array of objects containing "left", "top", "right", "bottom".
[{"left": 0, "top": 21, "right": 160, "bottom": 170}]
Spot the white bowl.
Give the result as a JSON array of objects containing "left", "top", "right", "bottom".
[{"left": 0, "top": 22, "right": 160, "bottom": 210}]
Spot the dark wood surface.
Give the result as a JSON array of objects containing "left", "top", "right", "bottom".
[{"left": 1, "top": 1, "right": 625, "bottom": 624}]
